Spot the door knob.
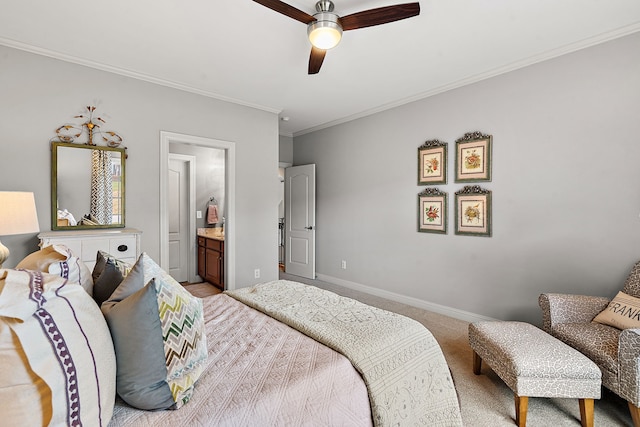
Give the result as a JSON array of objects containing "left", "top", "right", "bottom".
[{"left": 305, "top": 226, "right": 314, "bottom": 230}]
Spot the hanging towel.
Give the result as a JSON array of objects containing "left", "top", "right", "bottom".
[{"left": 207, "top": 204, "right": 219, "bottom": 224}]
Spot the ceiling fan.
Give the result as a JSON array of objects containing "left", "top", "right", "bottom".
[{"left": 253, "top": 0, "right": 420, "bottom": 74}]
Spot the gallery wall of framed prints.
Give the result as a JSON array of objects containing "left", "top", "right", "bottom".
[{"left": 417, "top": 131, "right": 492, "bottom": 237}]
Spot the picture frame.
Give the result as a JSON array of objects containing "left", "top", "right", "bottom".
[
  {"left": 455, "top": 185, "right": 491, "bottom": 237},
  {"left": 418, "top": 187, "right": 447, "bottom": 234},
  {"left": 418, "top": 139, "right": 447, "bottom": 185},
  {"left": 455, "top": 132, "right": 492, "bottom": 182}
]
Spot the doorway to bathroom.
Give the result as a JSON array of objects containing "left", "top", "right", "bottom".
[{"left": 160, "top": 131, "right": 236, "bottom": 290}]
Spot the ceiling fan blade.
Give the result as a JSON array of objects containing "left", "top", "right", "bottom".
[
  {"left": 253, "top": 0, "right": 316, "bottom": 24},
  {"left": 308, "top": 46, "right": 327, "bottom": 74},
  {"left": 339, "top": 2, "right": 420, "bottom": 31}
]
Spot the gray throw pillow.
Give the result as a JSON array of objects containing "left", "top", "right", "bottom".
[
  {"left": 92, "top": 250, "right": 131, "bottom": 284},
  {"left": 93, "top": 260, "right": 126, "bottom": 307},
  {"left": 101, "top": 253, "right": 207, "bottom": 410},
  {"left": 92, "top": 251, "right": 133, "bottom": 306}
]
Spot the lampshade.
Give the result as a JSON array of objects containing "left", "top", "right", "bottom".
[
  {"left": 0, "top": 191, "right": 40, "bottom": 236},
  {"left": 308, "top": 13, "right": 342, "bottom": 50},
  {"left": 0, "top": 191, "right": 40, "bottom": 268}
]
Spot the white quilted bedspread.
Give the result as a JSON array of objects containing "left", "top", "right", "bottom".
[
  {"left": 108, "top": 293, "right": 372, "bottom": 426},
  {"left": 226, "top": 280, "right": 463, "bottom": 427}
]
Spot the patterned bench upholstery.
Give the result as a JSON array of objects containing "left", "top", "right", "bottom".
[{"left": 469, "top": 321, "right": 601, "bottom": 427}]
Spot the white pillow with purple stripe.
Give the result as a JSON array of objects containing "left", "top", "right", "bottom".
[
  {"left": 16, "top": 244, "right": 93, "bottom": 295},
  {"left": 0, "top": 268, "right": 116, "bottom": 426}
]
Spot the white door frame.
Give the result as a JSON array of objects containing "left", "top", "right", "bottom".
[
  {"left": 168, "top": 153, "right": 196, "bottom": 283},
  {"left": 160, "top": 131, "right": 237, "bottom": 290}
]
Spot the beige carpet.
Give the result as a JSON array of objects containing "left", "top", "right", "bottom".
[{"left": 184, "top": 275, "right": 634, "bottom": 426}]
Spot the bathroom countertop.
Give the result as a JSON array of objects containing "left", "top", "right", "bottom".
[{"left": 197, "top": 228, "right": 224, "bottom": 241}]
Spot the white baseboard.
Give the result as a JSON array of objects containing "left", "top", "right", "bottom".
[{"left": 316, "top": 273, "right": 497, "bottom": 324}]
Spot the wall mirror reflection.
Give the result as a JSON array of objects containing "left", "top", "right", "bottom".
[{"left": 51, "top": 141, "right": 126, "bottom": 230}]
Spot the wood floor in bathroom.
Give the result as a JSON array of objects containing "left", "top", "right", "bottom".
[{"left": 181, "top": 282, "right": 221, "bottom": 298}]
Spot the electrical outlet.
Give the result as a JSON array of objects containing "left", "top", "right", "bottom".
[
  {"left": 196, "top": 210, "right": 202, "bottom": 219},
  {"left": 341, "top": 260, "right": 347, "bottom": 269},
  {"left": 254, "top": 269, "right": 260, "bottom": 279}
]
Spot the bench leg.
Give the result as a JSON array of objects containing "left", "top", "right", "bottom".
[
  {"left": 579, "top": 398, "right": 594, "bottom": 427},
  {"left": 515, "top": 395, "right": 528, "bottom": 427},
  {"left": 472, "top": 350, "right": 482, "bottom": 374},
  {"left": 628, "top": 401, "right": 640, "bottom": 427}
]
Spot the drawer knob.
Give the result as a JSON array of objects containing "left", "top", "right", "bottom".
[{"left": 117, "top": 244, "right": 128, "bottom": 252}]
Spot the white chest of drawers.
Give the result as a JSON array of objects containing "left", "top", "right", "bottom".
[{"left": 38, "top": 228, "right": 142, "bottom": 271}]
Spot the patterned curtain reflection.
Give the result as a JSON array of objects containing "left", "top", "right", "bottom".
[{"left": 90, "top": 150, "right": 113, "bottom": 224}]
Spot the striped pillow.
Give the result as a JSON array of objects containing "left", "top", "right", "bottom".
[
  {"left": 0, "top": 269, "right": 116, "bottom": 426},
  {"left": 16, "top": 244, "right": 93, "bottom": 295}
]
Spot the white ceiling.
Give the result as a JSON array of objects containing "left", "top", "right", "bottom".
[{"left": 2, "top": 0, "right": 640, "bottom": 136}]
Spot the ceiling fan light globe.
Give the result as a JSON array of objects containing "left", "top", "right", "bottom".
[
  {"left": 308, "top": 13, "right": 342, "bottom": 50},
  {"left": 308, "top": 26, "right": 342, "bottom": 49}
]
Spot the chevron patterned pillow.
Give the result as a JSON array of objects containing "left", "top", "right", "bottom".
[{"left": 101, "top": 253, "right": 207, "bottom": 410}]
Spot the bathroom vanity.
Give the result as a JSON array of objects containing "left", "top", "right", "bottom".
[{"left": 197, "top": 229, "right": 224, "bottom": 290}]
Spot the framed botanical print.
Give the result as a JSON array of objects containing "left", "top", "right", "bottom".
[
  {"left": 455, "top": 132, "right": 492, "bottom": 182},
  {"left": 455, "top": 185, "right": 491, "bottom": 237},
  {"left": 418, "top": 139, "right": 447, "bottom": 185},
  {"left": 418, "top": 187, "right": 447, "bottom": 234}
]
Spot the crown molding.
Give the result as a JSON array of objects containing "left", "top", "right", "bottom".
[
  {"left": 0, "top": 37, "right": 282, "bottom": 116},
  {"left": 293, "top": 24, "right": 640, "bottom": 137}
]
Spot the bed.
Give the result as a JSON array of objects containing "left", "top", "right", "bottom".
[
  {"left": 0, "top": 247, "right": 462, "bottom": 426},
  {"left": 111, "top": 280, "right": 463, "bottom": 426}
]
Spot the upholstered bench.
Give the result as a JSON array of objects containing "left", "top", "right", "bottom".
[{"left": 468, "top": 321, "right": 601, "bottom": 427}]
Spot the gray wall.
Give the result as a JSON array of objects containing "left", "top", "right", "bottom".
[
  {"left": 0, "top": 45, "right": 280, "bottom": 287},
  {"left": 293, "top": 32, "right": 640, "bottom": 323},
  {"left": 279, "top": 134, "right": 293, "bottom": 164},
  {"left": 169, "top": 143, "right": 226, "bottom": 229}
]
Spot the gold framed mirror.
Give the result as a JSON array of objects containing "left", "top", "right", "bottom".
[{"left": 51, "top": 142, "right": 126, "bottom": 230}]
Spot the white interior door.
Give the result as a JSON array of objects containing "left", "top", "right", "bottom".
[
  {"left": 168, "top": 154, "right": 195, "bottom": 282},
  {"left": 285, "top": 164, "right": 316, "bottom": 279}
]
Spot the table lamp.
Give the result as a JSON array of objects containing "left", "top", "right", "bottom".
[{"left": 0, "top": 191, "right": 40, "bottom": 268}]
